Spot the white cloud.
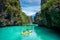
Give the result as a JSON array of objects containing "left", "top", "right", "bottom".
[
  {"left": 21, "top": 6, "right": 40, "bottom": 16},
  {"left": 20, "top": 0, "right": 41, "bottom": 16}
]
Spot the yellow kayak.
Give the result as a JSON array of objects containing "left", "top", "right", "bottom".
[{"left": 21, "top": 30, "right": 32, "bottom": 34}]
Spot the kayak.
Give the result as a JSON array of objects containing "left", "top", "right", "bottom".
[{"left": 21, "top": 30, "right": 32, "bottom": 34}]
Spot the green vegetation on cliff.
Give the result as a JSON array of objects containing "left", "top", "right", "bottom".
[
  {"left": 0, "top": 0, "right": 27, "bottom": 26},
  {"left": 34, "top": 0, "right": 60, "bottom": 28}
]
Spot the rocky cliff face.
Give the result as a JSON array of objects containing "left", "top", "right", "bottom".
[
  {"left": 0, "top": 0, "right": 27, "bottom": 26},
  {"left": 34, "top": 0, "right": 60, "bottom": 27}
]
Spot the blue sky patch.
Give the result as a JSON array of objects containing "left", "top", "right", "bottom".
[{"left": 20, "top": 0, "right": 41, "bottom": 16}]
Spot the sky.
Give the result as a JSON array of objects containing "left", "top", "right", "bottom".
[{"left": 20, "top": 0, "right": 41, "bottom": 16}]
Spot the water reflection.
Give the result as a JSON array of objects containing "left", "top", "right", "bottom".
[
  {"left": 34, "top": 27, "right": 60, "bottom": 40},
  {"left": 0, "top": 26, "right": 60, "bottom": 40},
  {"left": 21, "top": 30, "right": 42, "bottom": 40}
]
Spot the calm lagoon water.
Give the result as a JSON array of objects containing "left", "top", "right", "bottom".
[{"left": 0, "top": 25, "right": 60, "bottom": 40}]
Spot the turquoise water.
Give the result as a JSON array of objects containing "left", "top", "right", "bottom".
[{"left": 0, "top": 25, "right": 60, "bottom": 40}]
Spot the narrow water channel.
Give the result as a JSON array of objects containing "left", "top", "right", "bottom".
[{"left": 0, "top": 25, "right": 60, "bottom": 40}]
